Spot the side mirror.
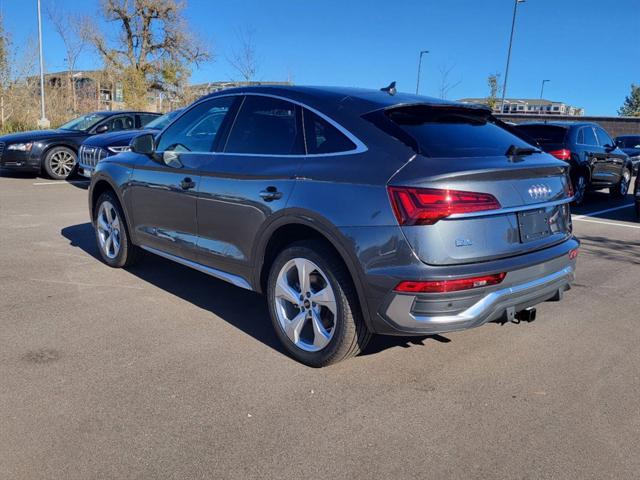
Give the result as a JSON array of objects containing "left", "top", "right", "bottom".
[
  {"left": 130, "top": 133, "right": 155, "bottom": 155},
  {"left": 95, "top": 124, "right": 109, "bottom": 134},
  {"left": 604, "top": 143, "right": 616, "bottom": 152}
]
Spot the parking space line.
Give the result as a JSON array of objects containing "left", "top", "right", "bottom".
[
  {"left": 573, "top": 217, "right": 640, "bottom": 229},
  {"left": 33, "top": 180, "right": 90, "bottom": 186},
  {"left": 572, "top": 203, "right": 634, "bottom": 220}
]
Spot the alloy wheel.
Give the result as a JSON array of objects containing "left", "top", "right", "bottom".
[
  {"left": 49, "top": 150, "right": 76, "bottom": 177},
  {"left": 96, "top": 201, "right": 122, "bottom": 259},
  {"left": 274, "top": 258, "right": 337, "bottom": 352}
]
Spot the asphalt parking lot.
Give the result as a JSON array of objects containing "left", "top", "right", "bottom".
[{"left": 1, "top": 173, "right": 639, "bottom": 480}]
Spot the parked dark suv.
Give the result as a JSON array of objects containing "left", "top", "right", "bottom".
[
  {"left": 88, "top": 86, "right": 578, "bottom": 366},
  {"left": 0, "top": 111, "right": 160, "bottom": 179},
  {"left": 514, "top": 122, "right": 632, "bottom": 204},
  {"left": 615, "top": 135, "right": 640, "bottom": 174}
]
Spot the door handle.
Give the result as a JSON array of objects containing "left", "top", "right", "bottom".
[
  {"left": 180, "top": 177, "right": 196, "bottom": 190},
  {"left": 259, "top": 186, "right": 283, "bottom": 201}
]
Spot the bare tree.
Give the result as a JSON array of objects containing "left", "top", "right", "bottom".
[
  {"left": 46, "top": 5, "right": 91, "bottom": 113},
  {"left": 92, "top": 0, "right": 211, "bottom": 109},
  {"left": 227, "top": 26, "right": 260, "bottom": 83},
  {"left": 437, "top": 62, "right": 462, "bottom": 99}
]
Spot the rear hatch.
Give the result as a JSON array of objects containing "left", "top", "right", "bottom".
[{"left": 367, "top": 104, "right": 573, "bottom": 266}]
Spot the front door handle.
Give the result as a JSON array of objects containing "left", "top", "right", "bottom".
[
  {"left": 180, "top": 177, "right": 196, "bottom": 190},
  {"left": 259, "top": 186, "right": 283, "bottom": 201}
]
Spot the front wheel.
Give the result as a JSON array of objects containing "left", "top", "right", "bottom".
[
  {"left": 43, "top": 146, "right": 77, "bottom": 180},
  {"left": 610, "top": 168, "right": 631, "bottom": 199},
  {"left": 267, "top": 240, "right": 371, "bottom": 367},
  {"left": 93, "top": 192, "right": 140, "bottom": 268}
]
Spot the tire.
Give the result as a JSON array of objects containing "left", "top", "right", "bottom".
[
  {"left": 93, "top": 191, "right": 140, "bottom": 268},
  {"left": 572, "top": 173, "right": 587, "bottom": 206},
  {"left": 43, "top": 146, "right": 77, "bottom": 180},
  {"left": 610, "top": 167, "right": 631, "bottom": 199},
  {"left": 267, "top": 240, "right": 371, "bottom": 367}
]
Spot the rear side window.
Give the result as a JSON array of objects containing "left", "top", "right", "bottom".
[
  {"left": 303, "top": 109, "right": 356, "bottom": 154},
  {"left": 514, "top": 125, "right": 567, "bottom": 145},
  {"left": 382, "top": 106, "right": 533, "bottom": 158},
  {"left": 225, "top": 96, "right": 303, "bottom": 155}
]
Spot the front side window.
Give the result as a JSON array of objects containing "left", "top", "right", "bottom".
[
  {"left": 581, "top": 127, "right": 598, "bottom": 146},
  {"left": 303, "top": 109, "right": 356, "bottom": 154},
  {"left": 156, "top": 97, "right": 234, "bottom": 153},
  {"left": 224, "top": 96, "right": 303, "bottom": 155},
  {"left": 138, "top": 114, "right": 160, "bottom": 127},
  {"left": 595, "top": 128, "right": 613, "bottom": 147},
  {"left": 106, "top": 115, "right": 135, "bottom": 132}
]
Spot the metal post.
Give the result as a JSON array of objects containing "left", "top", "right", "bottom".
[
  {"left": 415, "top": 50, "right": 429, "bottom": 95},
  {"left": 540, "top": 79, "right": 550, "bottom": 99},
  {"left": 36, "top": 0, "right": 49, "bottom": 128},
  {"left": 499, "top": 0, "right": 524, "bottom": 115}
]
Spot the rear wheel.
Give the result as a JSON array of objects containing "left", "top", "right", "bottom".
[
  {"left": 267, "top": 240, "right": 371, "bottom": 367},
  {"left": 43, "top": 146, "right": 77, "bottom": 180},
  {"left": 94, "top": 191, "right": 140, "bottom": 268},
  {"left": 610, "top": 168, "right": 631, "bottom": 198}
]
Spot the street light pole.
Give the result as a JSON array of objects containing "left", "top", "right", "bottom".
[
  {"left": 540, "top": 79, "right": 550, "bottom": 99},
  {"left": 499, "top": 0, "right": 524, "bottom": 115},
  {"left": 36, "top": 0, "right": 49, "bottom": 128},
  {"left": 415, "top": 50, "right": 429, "bottom": 95}
]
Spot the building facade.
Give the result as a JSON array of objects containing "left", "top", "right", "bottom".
[{"left": 459, "top": 97, "right": 585, "bottom": 116}]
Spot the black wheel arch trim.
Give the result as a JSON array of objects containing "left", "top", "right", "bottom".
[{"left": 88, "top": 173, "right": 135, "bottom": 244}]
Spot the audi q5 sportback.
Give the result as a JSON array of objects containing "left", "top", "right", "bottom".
[{"left": 88, "top": 86, "right": 578, "bottom": 366}]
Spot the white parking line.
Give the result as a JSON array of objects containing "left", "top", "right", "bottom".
[
  {"left": 573, "top": 217, "right": 640, "bottom": 230},
  {"left": 572, "top": 203, "right": 634, "bottom": 220},
  {"left": 33, "top": 180, "right": 89, "bottom": 186}
]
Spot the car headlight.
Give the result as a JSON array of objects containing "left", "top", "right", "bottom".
[
  {"left": 107, "top": 146, "right": 131, "bottom": 153},
  {"left": 7, "top": 142, "right": 33, "bottom": 152}
]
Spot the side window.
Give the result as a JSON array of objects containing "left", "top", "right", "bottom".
[
  {"left": 303, "top": 109, "right": 356, "bottom": 154},
  {"left": 156, "top": 96, "right": 234, "bottom": 153},
  {"left": 576, "top": 128, "right": 584, "bottom": 144},
  {"left": 138, "top": 114, "right": 159, "bottom": 127},
  {"left": 595, "top": 128, "right": 613, "bottom": 147},
  {"left": 106, "top": 115, "right": 135, "bottom": 132},
  {"left": 224, "top": 96, "right": 303, "bottom": 155},
  {"left": 582, "top": 127, "right": 597, "bottom": 146}
]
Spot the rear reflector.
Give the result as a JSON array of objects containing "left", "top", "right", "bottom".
[
  {"left": 569, "top": 248, "right": 579, "bottom": 260},
  {"left": 394, "top": 272, "right": 507, "bottom": 293},
  {"left": 388, "top": 186, "right": 501, "bottom": 225},
  {"left": 549, "top": 149, "right": 571, "bottom": 161}
]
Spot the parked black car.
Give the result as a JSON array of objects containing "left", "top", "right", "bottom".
[
  {"left": 78, "top": 109, "right": 183, "bottom": 178},
  {"left": 514, "top": 122, "right": 633, "bottom": 204},
  {"left": 615, "top": 135, "right": 640, "bottom": 174},
  {"left": 0, "top": 111, "right": 160, "bottom": 180},
  {"left": 88, "top": 86, "right": 578, "bottom": 366}
]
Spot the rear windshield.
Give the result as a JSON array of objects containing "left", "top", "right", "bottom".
[
  {"left": 382, "top": 106, "right": 534, "bottom": 158},
  {"left": 514, "top": 124, "right": 567, "bottom": 145}
]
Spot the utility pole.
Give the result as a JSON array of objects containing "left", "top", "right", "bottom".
[
  {"left": 540, "top": 79, "right": 550, "bottom": 99},
  {"left": 415, "top": 50, "right": 429, "bottom": 95},
  {"left": 36, "top": 0, "right": 49, "bottom": 128},
  {"left": 499, "top": 0, "right": 525, "bottom": 114}
]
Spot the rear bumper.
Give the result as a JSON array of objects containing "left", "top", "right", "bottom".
[{"left": 379, "top": 261, "right": 574, "bottom": 335}]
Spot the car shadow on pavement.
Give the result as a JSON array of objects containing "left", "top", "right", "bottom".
[
  {"left": 60, "top": 222, "right": 458, "bottom": 359},
  {"left": 578, "top": 235, "right": 640, "bottom": 265}
]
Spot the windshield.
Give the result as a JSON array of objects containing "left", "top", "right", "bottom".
[
  {"left": 145, "top": 109, "right": 183, "bottom": 130},
  {"left": 59, "top": 113, "right": 109, "bottom": 132},
  {"left": 617, "top": 136, "right": 640, "bottom": 149}
]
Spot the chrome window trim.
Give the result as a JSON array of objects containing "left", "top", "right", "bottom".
[{"left": 160, "top": 91, "right": 368, "bottom": 158}]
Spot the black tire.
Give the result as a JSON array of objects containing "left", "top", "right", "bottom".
[
  {"left": 610, "top": 168, "right": 631, "bottom": 199},
  {"left": 93, "top": 191, "right": 140, "bottom": 268},
  {"left": 572, "top": 172, "right": 587, "bottom": 206},
  {"left": 267, "top": 240, "right": 371, "bottom": 367},
  {"left": 43, "top": 146, "right": 77, "bottom": 180}
]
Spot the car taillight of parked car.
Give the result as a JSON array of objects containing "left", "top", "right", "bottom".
[
  {"left": 387, "top": 186, "right": 501, "bottom": 226},
  {"left": 394, "top": 272, "right": 507, "bottom": 293},
  {"left": 549, "top": 149, "right": 571, "bottom": 161}
]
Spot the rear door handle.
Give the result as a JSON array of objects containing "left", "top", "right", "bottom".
[
  {"left": 180, "top": 177, "right": 196, "bottom": 190},
  {"left": 259, "top": 186, "right": 283, "bottom": 201}
]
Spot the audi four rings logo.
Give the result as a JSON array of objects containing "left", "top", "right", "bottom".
[{"left": 528, "top": 184, "right": 552, "bottom": 200}]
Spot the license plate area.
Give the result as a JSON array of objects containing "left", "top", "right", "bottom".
[{"left": 518, "top": 208, "right": 551, "bottom": 243}]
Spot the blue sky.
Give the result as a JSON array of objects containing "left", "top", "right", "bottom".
[{"left": 2, "top": 0, "right": 639, "bottom": 115}]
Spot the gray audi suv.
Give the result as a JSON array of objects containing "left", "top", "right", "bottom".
[{"left": 88, "top": 86, "right": 579, "bottom": 366}]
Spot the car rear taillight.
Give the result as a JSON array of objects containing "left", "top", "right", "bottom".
[
  {"left": 394, "top": 272, "right": 507, "bottom": 293},
  {"left": 569, "top": 248, "right": 579, "bottom": 260},
  {"left": 387, "top": 186, "right": 501, "bottom": 225},
  {"left": 549, "top": 149, "right": 571, "bottom": 161}
]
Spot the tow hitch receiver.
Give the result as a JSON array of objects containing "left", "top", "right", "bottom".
[{"left": 515, "top": 307, "right": 537, "bottom": 323}]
